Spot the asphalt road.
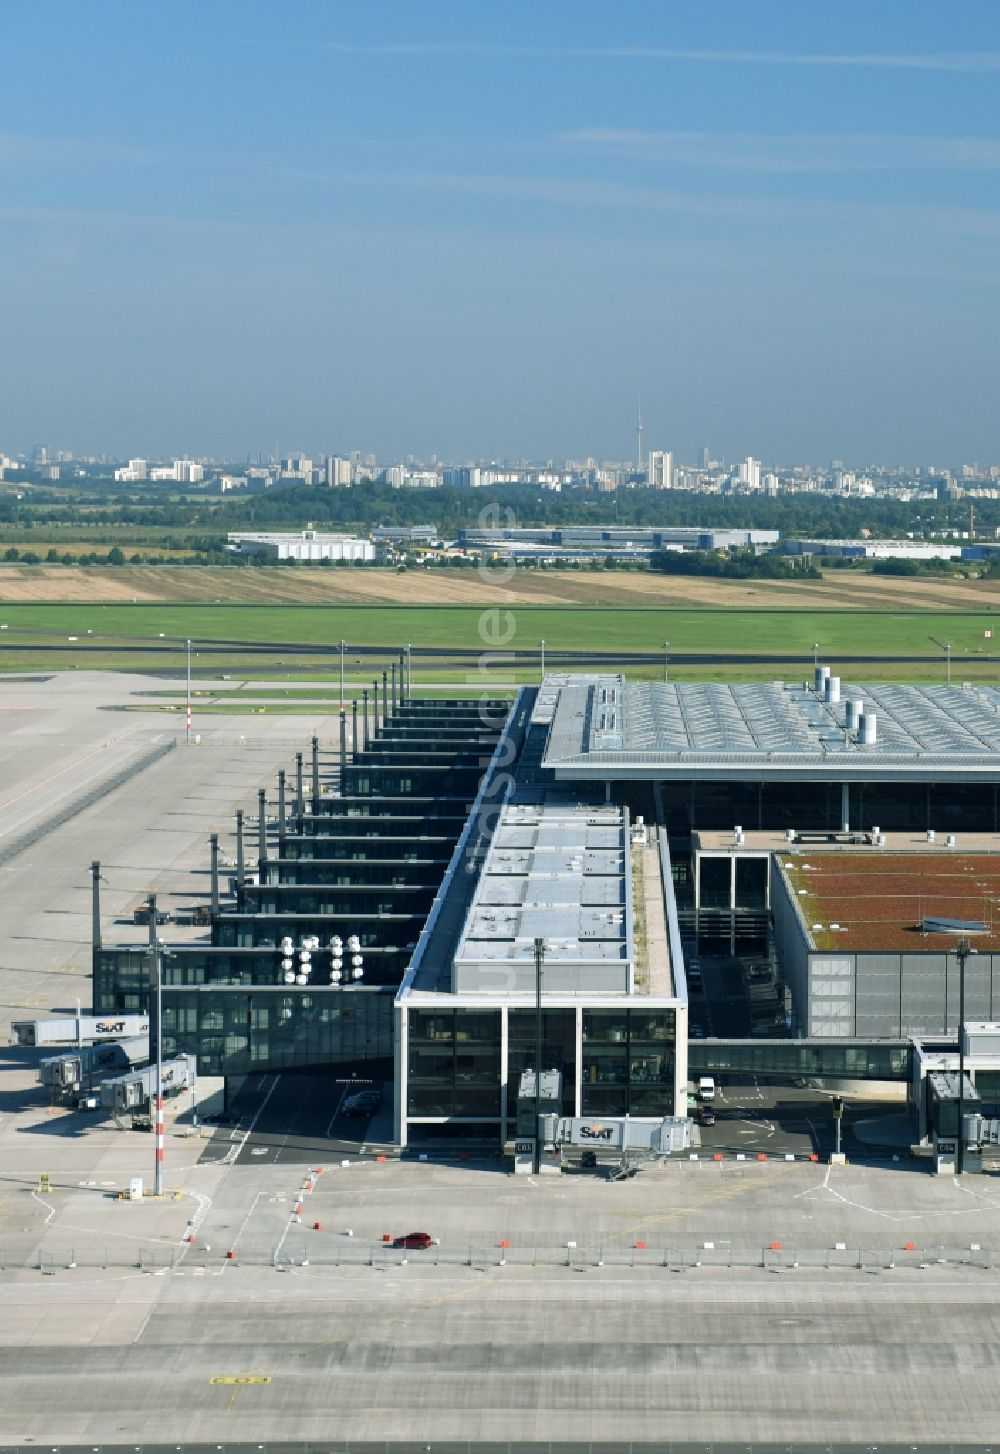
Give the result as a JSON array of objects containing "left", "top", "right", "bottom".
[
  {"left": 205, "top": 1068, "right": 395, "bottom": 1166},
  {"left": 0, "top": 637, "right": 987, "bottom": 667}
]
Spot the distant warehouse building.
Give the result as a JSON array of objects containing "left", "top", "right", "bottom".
[
  {"left": 782, "top": 538, "right": 962, "bottom": 562},
  {"left": 457, "top": 525, "right": 779, "bottom": 561},
  {"left": 227, "top": 529, "right": 375, "bottom": 563}
]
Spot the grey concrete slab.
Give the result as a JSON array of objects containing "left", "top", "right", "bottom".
[
  {"left": 6, "top": 671, "right": 1000, "bottom": 1445},
  {"left": 4, "top": 1099, "right": 1000, "bottom": 1443},
  {"left": 0, "top": 669, "right": 346, "bottom": 1037}
]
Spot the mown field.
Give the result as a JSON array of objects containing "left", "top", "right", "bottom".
[
  {"left": 0, "top": 596, "right": 997, "bottom": 685},
  {"left": 1, "top": 563, "right": 999, "bottom": 611}
]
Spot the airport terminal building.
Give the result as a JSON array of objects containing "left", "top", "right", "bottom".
[
  {"left": 395, "top": 794, "right": 688, "bottom": 1147},
  {"left": 86, "top": 661, "right": 1000, "bottom": 1154}
]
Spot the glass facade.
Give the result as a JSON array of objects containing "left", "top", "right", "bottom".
[
  {"left": 165, "top": 989, "right": 393, "bottom": 1075},
  {"left": 407, "top": 1008, "right": 502, "bottom": 1118},
  {"left": 689, "top": 1039, "right": 910, "bottom": 1080},
  {"left": 507, "top": 1009, "right": 577, "bottom": 1128},
  {"left": 581, "top": 1008, "right": 676, "bottom": 1116},
  {"left": 94, "top": 949, "right": 394, "bottom": 1076},
  {"left": 660, "top": 779, "right": 1000, "bottom": 834},
  {"left": 699, "top": 857, "right": 731, "bottom": 908}
]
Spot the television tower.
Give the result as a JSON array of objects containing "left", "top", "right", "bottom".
[{"left": 636, "top": 397, "right": 644, "bottom": 471}]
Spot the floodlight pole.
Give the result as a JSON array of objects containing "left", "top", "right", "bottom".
[
  {"left": 956, "top": 935, "right": 970, "bottom": 1174},
  {"left": 664, "top": 641, "right": 670, "bottom": 685},
  {"left": 813, "top": 643, "right": 820, "bottom": 669},
  {"left": 185, "top": 638, "right": 192, "bottom": 744},
  {"left": 339, "top": 639, "right": 346, "bottom": 710},
  {"left": 540, "top": 640, "right": 545, "bottom": 683},
  {"left": 147, "top": 894, "right": 164, "bottom": 1197},
  {"left": 534, "top": 936, "right": 545, "bottom": 1175},
  {"left": 209, "top": 833, "right": 220, "bottom": 915},
  {"left": 235, "top": 809, "right": 244, "bottom": 885},
  {"left": 946, "top": 642, "right": 952, "bottom": 687}
]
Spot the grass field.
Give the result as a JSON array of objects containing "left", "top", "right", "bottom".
[
  {"left": 0, "top": 569, "right": 997, "bottom": 684},
  {"left": 0, "top": 600, "right": 995, "bottom": 654}
]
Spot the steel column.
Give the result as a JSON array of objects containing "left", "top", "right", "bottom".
[{"left": 209, "top": 834, "right": 220, "bottom": 914}]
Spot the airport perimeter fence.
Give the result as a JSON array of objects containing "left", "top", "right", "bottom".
[
  {"left": 4, "top": 1444, "right": 997, "bottom": 1454},
  {"left": 1, "top": 1240, "right": 995, "bottom": 1275}
]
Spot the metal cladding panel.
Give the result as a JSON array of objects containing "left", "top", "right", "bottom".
[
  {"left": 966, "top": 1022, "right": 1000, "bottom": 1055},
  {"left": 854, "top": 953, "right": 902, "bottom": 1038},
  {"left": 453, "top": 959, "right": 630, "bottom": 996}
]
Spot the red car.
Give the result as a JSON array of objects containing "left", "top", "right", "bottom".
[{"left": 392, "top": 1231, "right": 434, "bottom": 1250}]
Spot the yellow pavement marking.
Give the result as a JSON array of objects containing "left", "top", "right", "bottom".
[{"left": 210, "top": 1375, "right": 271, "bottom": 1385}]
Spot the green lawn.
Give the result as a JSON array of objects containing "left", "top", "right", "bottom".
[{"left": 0, "top": 602, "right": 997, "bottom": 660}]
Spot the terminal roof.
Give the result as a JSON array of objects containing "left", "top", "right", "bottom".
[
  {"left": 780, "top": 852, "right": 1000, "bottom": 952},
  {"left": 541, "top": 676, "right": 1000, "bottom": 783},
  {"left": 454, "top": 801, "right": 630, "bottom": 970}
]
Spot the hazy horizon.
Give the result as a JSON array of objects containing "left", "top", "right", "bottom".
[{"left": 2, "top": 1, "right": 999, "bottom": 464}]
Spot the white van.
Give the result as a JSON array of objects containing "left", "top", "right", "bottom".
[{"left": 697, "top": 1076, "right": 716, "bottom": 1101}]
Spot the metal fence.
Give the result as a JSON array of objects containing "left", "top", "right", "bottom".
[
  {"left": 9, "top": 1444, "right": 997, "bottom": 1454},
  {"left": 0, "top": 1240, "right": 993, "bottom": 1274}
]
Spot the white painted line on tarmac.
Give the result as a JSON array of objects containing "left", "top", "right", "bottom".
[
  {"left": 31, "top": 1191, "right": 57, "bottom": 1223},
  {"left": 325, "top": 1084, "right": 350, "bottom": 1139},
  {"left": 230, "top": 1190, "right": 265, "bottom": 1252}
]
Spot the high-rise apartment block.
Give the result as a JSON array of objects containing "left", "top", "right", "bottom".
[
  {"left": 326, "top": 455, "right": 353, "bottom": 487},
  {"left": 647, "top": 450, "right": 674, "bottom": 489},
  {"left": 739, "top": 456, "right": 762, "bottom": 489}
]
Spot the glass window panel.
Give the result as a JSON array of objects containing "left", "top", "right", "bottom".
[
  {"left": 410, "top": 1010, "right": 454, "bottom": 1042},
  {"left": 409, "top": 1049, "right": 454, "bottom": 1080},
  {"left": 582, "top": 1011, "right": 628, "bottom": 1043},
  {"left": 583, "top": 1049, "right": 628, "bottom": 1085},
  {"left": 629, "top": 1010, "right": 674, "bottom": 1044},
  {"left": 582, "top": 1085, "right": 626, "bottom": 1116},
  {"left": 454, "top": 1086, "right": 500, "bottom": 1116},
  {"left": 407, "top": 1084, "right": 453, "bottom": 1116},
  {"left": 628, "top": 1085, "right": 670, "bottom": 1115},
  {"left": 455, "top": 1050, "right": 500, "bottom": 1082}
]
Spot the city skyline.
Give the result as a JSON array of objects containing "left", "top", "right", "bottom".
[{"left": 1, "top": 2, "right": 998, "bottom": 461}]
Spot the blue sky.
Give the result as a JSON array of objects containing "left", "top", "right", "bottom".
[{"left": 2, "top": 1, "right": 999, "bottom": 465}]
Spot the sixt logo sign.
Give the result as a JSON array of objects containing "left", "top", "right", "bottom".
[{"left": 579, "top": 1124, "right": 615, "bottom": 1141}]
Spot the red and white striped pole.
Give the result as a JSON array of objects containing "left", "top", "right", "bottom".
[{"left": 155, "top": 1092, "right": 164, "bottom": 1196}]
